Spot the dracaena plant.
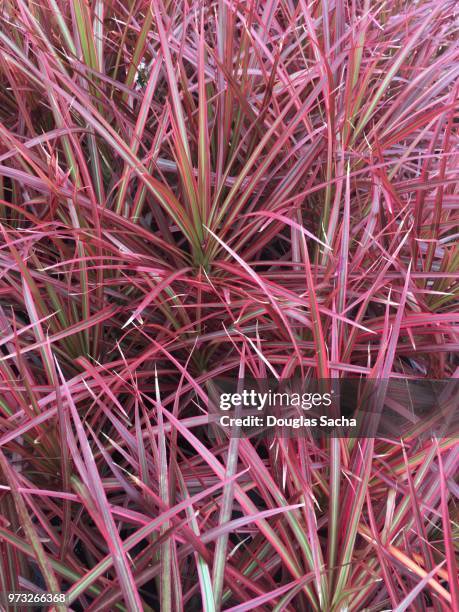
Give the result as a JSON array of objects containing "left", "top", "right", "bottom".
[{"left": 0, "top": 0, "right": 457, "bottom": 610}]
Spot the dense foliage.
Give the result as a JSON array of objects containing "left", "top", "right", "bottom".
[{"left": 0, "top": 1, "right": 458, "bottom": 610}]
